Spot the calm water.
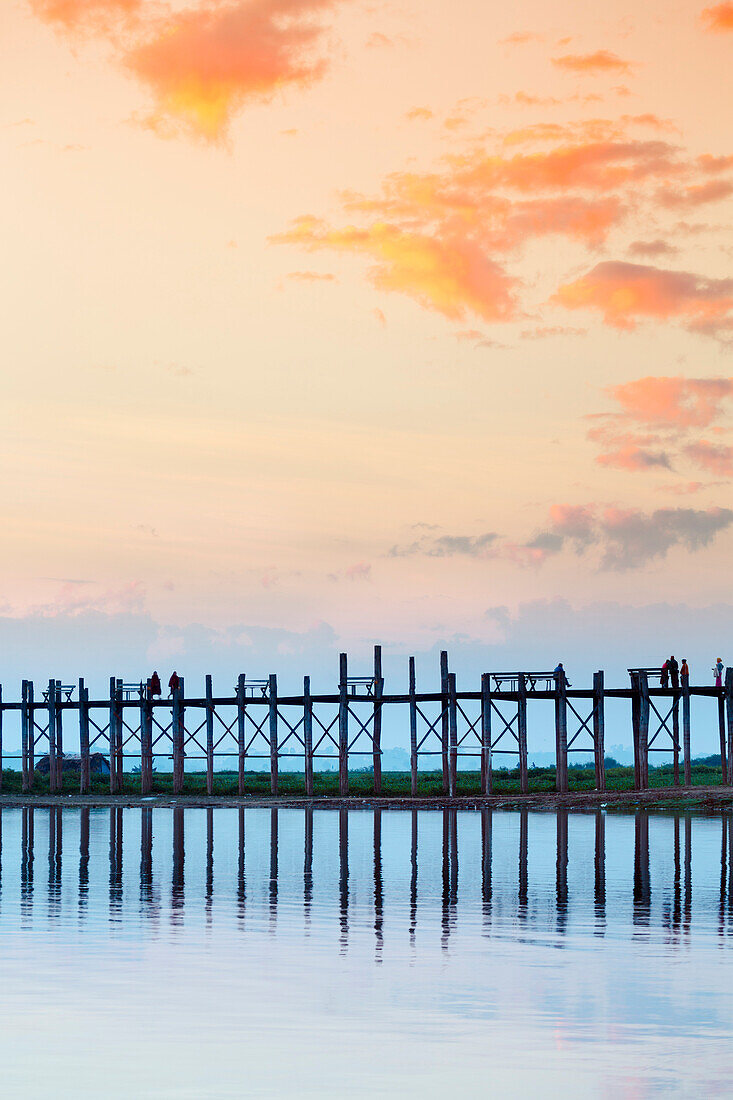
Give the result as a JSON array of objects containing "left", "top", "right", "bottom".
[{"left": 0, "top": 805, "right": 732, "bottom": 1098}]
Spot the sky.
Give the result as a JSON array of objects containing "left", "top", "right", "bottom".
[{"left": 1, "top": 0, "right": 733, "bottom": 705}]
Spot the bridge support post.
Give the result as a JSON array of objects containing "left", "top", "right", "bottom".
[
  {"left": 593, "top": 671, "right": 605, "bottom": 793},
  {"left": 237, "top": 674, "right": 246, "bottom": 795},
  {"left": 304, "top": 676, "right": 313, "bottom": 797},
  {"left": 115, "top": 680, "right": 124, "bottom": 792},
  {"left": 409, "top": 657, "right": 418, "bottom": 797},
  {"left": 682, "top": 673, "right": 691, "bottom": 787},
  {"left": 0, "top": 684, "right": 3, "bottom": 793},
  {"left": 448, "top": 672, "right": 458, "bottom": 798},
  {"left": 79, "top": 678, "right": 90, "bottom": 794},
  {"left": 269, "top": 674, "right": 278, "bottom": 796},
  {"left": 440, "top": 651, "right": 449, "bottom": 795},
  {"left": 172, "top": 678, "right": 185, "bottom": 795},
  {"left": 205, "top": 675, "right": 214, "bottom": 796},
  {"left": 21, "top": 680, "right": 29, "bottom": 793},
  {"left": 27, "top": 681, "right": 35, "bottom": 790},
  {"left": 718, "top": 691, "right": 728, "bottom": 784},
  {"left": 48, "top": 679, "right": 58, "bottom": 794},
  {"left": 338, "top": 653, "right": 349, "bottom": 796},
  {"left": 721, "top": 664, "right": 726, "bottom": 787},
  {"left": 673, "top": 687, "right": 681, "bottom": 785},
  {"left": 481, "top": 673, "right": 492, "bottom": 796},
  {"left": 639, "top": 671, "right": 650, "bottom": 791},
  {"left": 141, "top": 679, "right": 153, "bottom": 795},
  {"left": 108, "top": 676, "right": 118, "bottom": 795},
  {"left": 518, "top": 673, "right": 528, "bottom": 794},
  {"left": 631, "top": 673, "right": 641, "bottom": 791},
  {"left": 554, "top": 673, "right": 568, "bottom": 793},
  {"left": 373, "top": 645, "right": 383, "bottom": 795}
]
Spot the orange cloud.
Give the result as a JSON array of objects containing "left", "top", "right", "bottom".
[
  {"left": 285, "top": 270, "right": 336, "bottom": 281},
  {"left": 702, "top": 3, "right": 733, "bottom": 30},
  {"left": 29, "top": 0, "right": 140, "bottom": 31},
  {"left": 125, "top": 0, "right": 344, "bottom": 140},
  {"left": 658, "top": 178, "right": 733, "bottom": 208},
  {"left": 554, "top": 261, "right": 733, "bottom": 332},
  {"left": 685, "top": 439, "right": 733, "bottom": 475},
  {"left": 552, "top": 50, "right": 633, "bottom": 74},
  {"left": 608, "top": 376, "right": 733, "bottom": 427},
  {"left": 273, "top": 217, "right": 517, "bottom": 322}
]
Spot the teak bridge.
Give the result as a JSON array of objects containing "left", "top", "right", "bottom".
[{"left": 3, "top": 648, "right": 733, "bottom": 797}]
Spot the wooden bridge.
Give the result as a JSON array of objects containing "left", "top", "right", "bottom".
[{"left": 3, "top": 648, "right": 732, "bottom": 797}]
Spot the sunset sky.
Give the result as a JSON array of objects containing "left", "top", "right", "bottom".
[{"left": 2, "top": 0, "right": 733, "bottom": 693}]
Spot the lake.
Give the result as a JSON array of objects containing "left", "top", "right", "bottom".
[{"left": 0, "top": 805, "right": 731, "bottom": 1098}]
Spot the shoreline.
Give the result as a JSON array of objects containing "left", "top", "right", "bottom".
[{"left": 1, "top": 784, "right": 732, "bottom": 811}]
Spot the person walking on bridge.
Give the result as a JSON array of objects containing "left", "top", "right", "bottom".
[
  {"left": 714, "top": 658, "right": 724, "bottom": 688},
  {"left": 668, "top": 656, "right": 679, "bottom": 690}
]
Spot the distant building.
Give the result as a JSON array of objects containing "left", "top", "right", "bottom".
[{"left": 35, "top": 753, "right": 110, "bottom": 776}]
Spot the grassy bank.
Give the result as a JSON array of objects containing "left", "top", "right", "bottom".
[{"left": 1, "top": 761, "right": 727, "bottom": 798}]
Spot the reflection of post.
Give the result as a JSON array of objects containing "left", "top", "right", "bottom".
[
  {"left": 594, "top": 809, "right": 606, "bottom": 925},
  {"left": 206, "top": 807, "right": 214, "bottom": 916},
  {"left": 633, "top": 811, "right": 651, "bottom": 925},
  {"left": 518, "top": 808, "right": 528, "bottom": 914},
  {"left": 449, "top": 808, "right": 458, "bottom": 906},
  {"left": 237, "top": 807, "right": 246, "bottom": 923},
  {"left": 441, "top": 808, "right": 450, "bottom": 948},
  {"left": 481, "top": 807, "right": 492, "bottom": 907},
  {"left": 172, "top": 806, "right": 184, "bottom": 917},
  {"left": 556, "top": 809, "right": 568, "bottom": 924},
  {"left": 373, "top": 809, "right": 383, "bottom": 959},
  {"left": 339, "top": 808, "right": 348, "bottom": 949},
  {"left": 409, "top": 809, "right": 417, "bottom": 942},
  {"left": 21, "top": 807, "right": 34, "bottom": 914},
  {"left": 140, "top": 806, "right": 153, "bottom": 894},
  {"left": 79, "top": 806, "right": 90, "bottom": 912},
  {"left": 684, "top": 814, "right": 692, "bottom": 930},
  {"left": 725, "top": 669, "right": 733, "bottom": 786},
  {"left": 269, "top": 808, "right": 278, "bottom": 925},
  {"left": 304, "top": 806, "right": 313, "bottom": 924},
  {"left": 720, "top": 815, "right": 727, "bottom": 930}
]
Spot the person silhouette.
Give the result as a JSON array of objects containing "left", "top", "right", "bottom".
[
  {"left": 150, "top": 671, "right": 162, "bottom": 697},
  {"left": 168, "top": 671, "right": 180, "bottom": 696},
  {"left": 714, "top": 658, "right": 724, "bottom": 688},
  {"left": 668, "top": 655, "right": 679, "bottom": 690}
]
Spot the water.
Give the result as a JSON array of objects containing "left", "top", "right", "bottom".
[{"left": 0, "top": 805, "right": 731, "bottom": 1098}]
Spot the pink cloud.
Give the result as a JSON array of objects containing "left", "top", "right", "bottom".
[
  {"left": 29, "top": 0, "right": 140, "bottom": 32},
  {"left": 685, "top": 439, "right": 733, "bottom": 476},
  {"left": 552, "top": 50, "right": 633, "bottom": 74},
  {"left": 702, "top": 3, "right": 733, "bottom": 31},
  {"left": 608, "top": 376, "right": 733, "bottom": 427},
  {"left": 554, "top": 261, "right": 733, "bottom": 333}
]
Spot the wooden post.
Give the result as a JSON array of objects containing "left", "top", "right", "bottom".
[
  {"left": 236, "top": 673, "right": 246, "bottom": 795},
  {"left": 269, "top": 673, "right": 278, "bottom": 796},
  {"left": 639, "top": 670, "right": 650, "bottom": 791},
  {"left": 517, "top": 673, "right": 528, "bottom": 794},
  {"left": 108, "top": 676, "right": 117, "bottom": 794},
  {"left": 79, "top": 678, "right": 90, "bottom": 795},
  {"left": 673, "top": 683, "right": 681, "bottom": 787},
  {"left": 115, "top": 680, "right": 124, "bottom": 791},
  {"left": 721, "top": 664, "right": 726, "bottom": 787},
  {"left": 448, "top": 672, "right": 458, "bottom": 798},
  {"left": 672, "top": 688, "right": 681, "bottom": 787},
  {"left": 172, "top": 678, "right": 184, "bottom": 795},
  {"left": 718, "top": 692, "right": 728, "bottom": 784},
  {"left": 631, "top": 673, "right": 641, "bottom": 791},
  {"left": 682, "top": 672, "right": 691, "bottom": 787},
  {"left": 338, "top": 653, "right": 349, "bottom": 797},
  {"left": 47, "top": 678, "right": 57, "bottom": 794},
  {"left": 592, "top": 671, "right": 605, "bottom": 793},
  {"left": 409, "top": 657, "right": 418, "bottom": 797},
  {"left": 27, "top": 681, "right": 35, "bottom": 788},
  {"left": 205, "top": 675, "right": 214, "bottom": 796},
  {"left": 21, "top": 680, "right": 29, "bottom": 793},
  {"left": 554, "top": 671, "right": 568, "bottom": 793},
  {"left": 373, "top": 645, "right": 383, "bottom": 795},
  {"left": 0, "top": 684, "right": 4, "bottom": 793},
  {"left": 304, "top": 676, "right": 313, "bottom": 797},
  {"left": 56, "top": 682, "right": 65, "bottom": 792},
  {"left": 480, "top": 673, "right": 492, "bottom": 796},
  {"left": 440, "top": 650, "right": 449, "bottom": 795},
  {"left": 141, "top": 680, "right": 153, "bottom": 795}
]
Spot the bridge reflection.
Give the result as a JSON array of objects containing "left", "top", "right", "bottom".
[{"left": 3, "top": 806, "right": 731, "bottom": 947}]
